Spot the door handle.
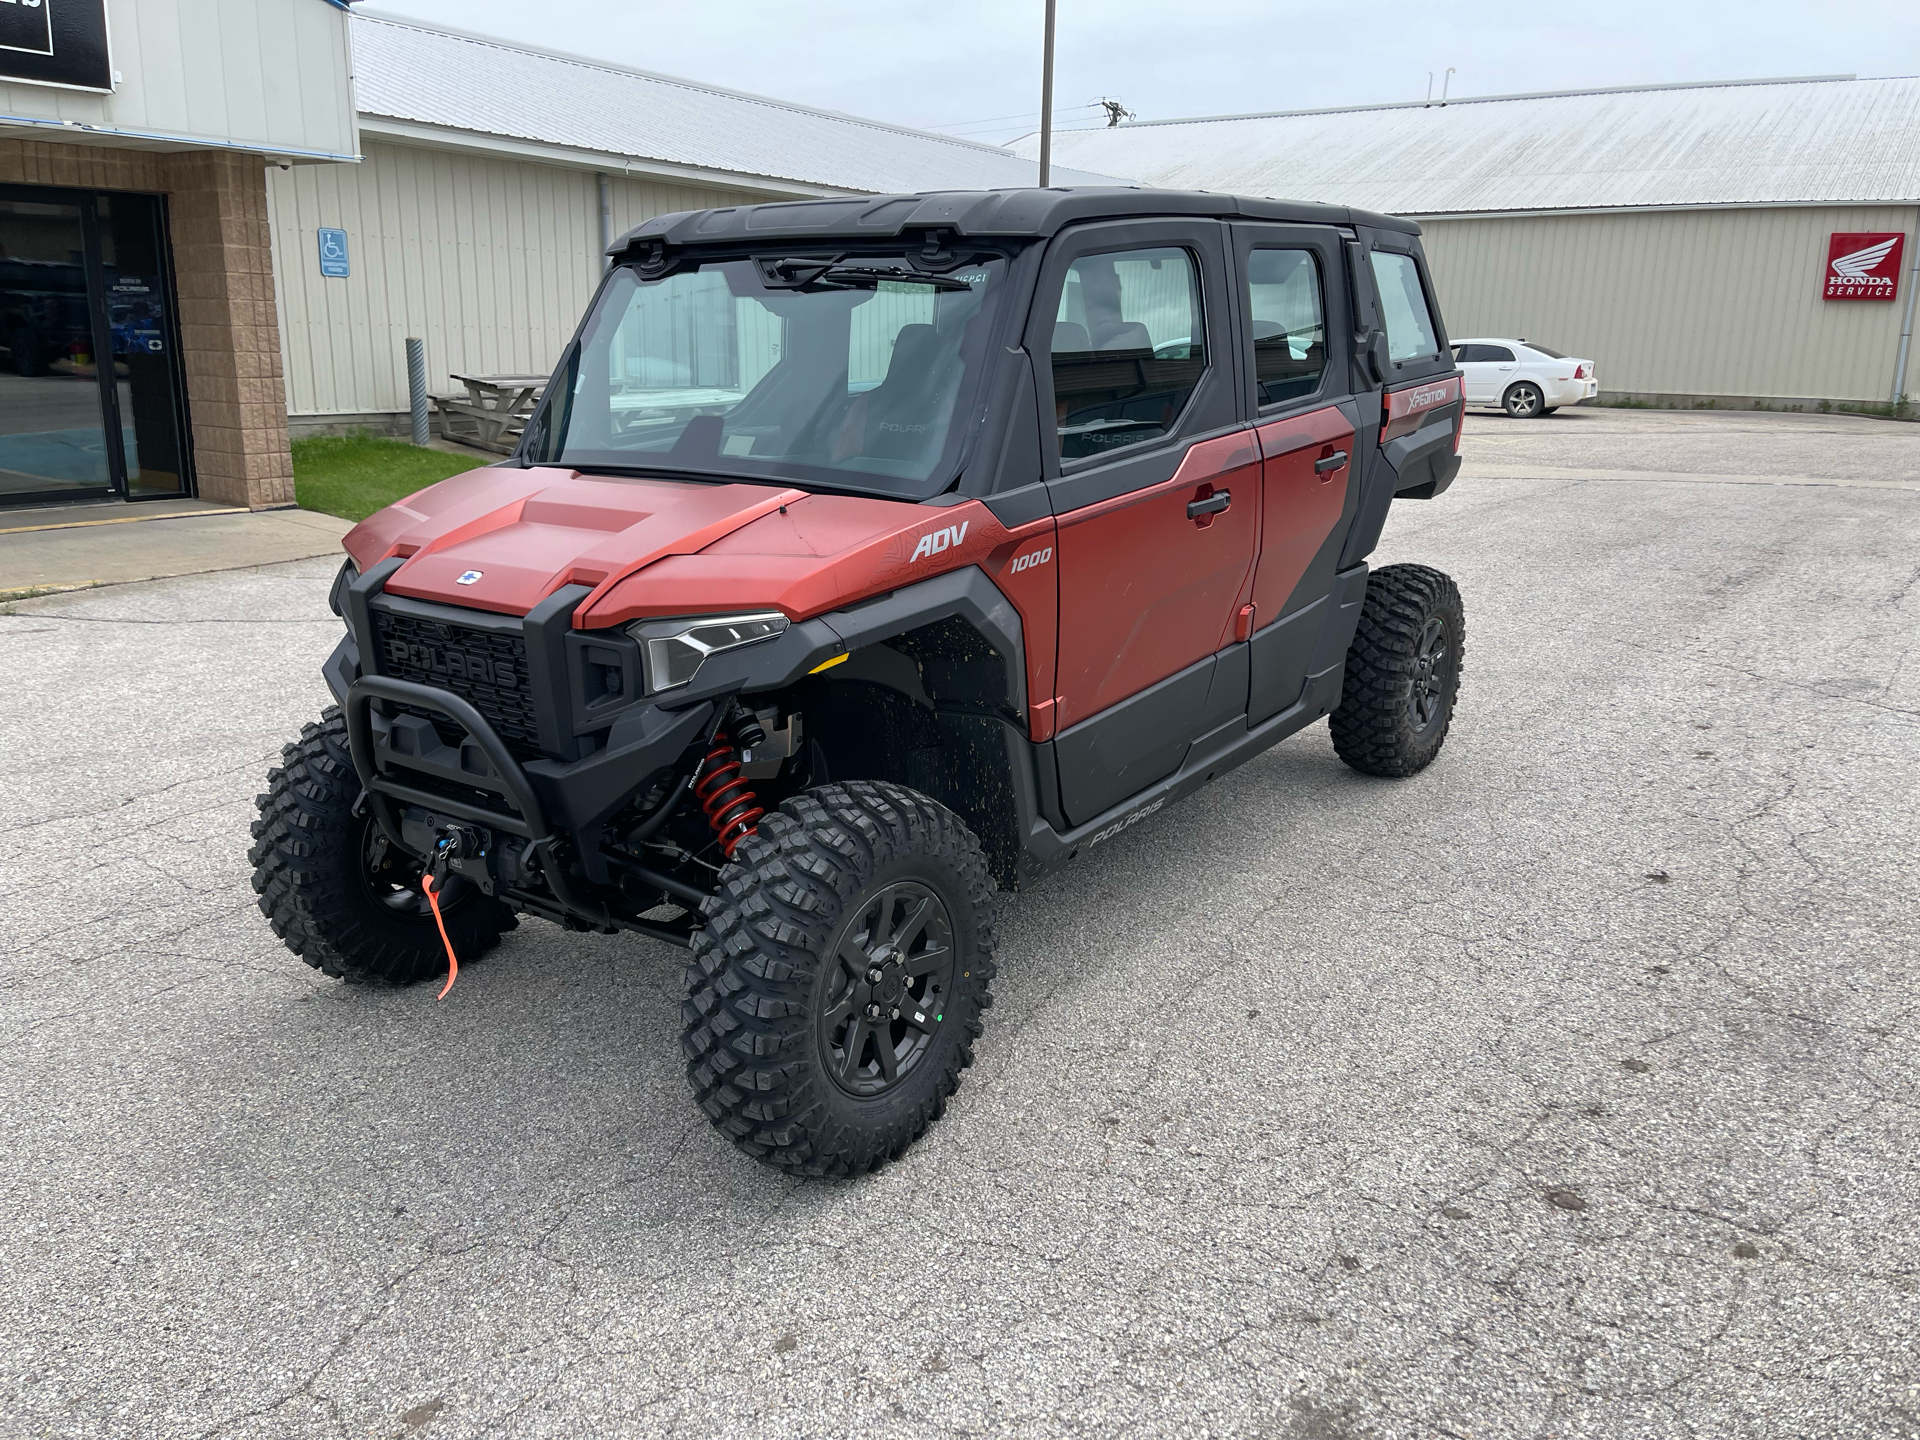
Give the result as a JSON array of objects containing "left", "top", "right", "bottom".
[
  {"left": 1314, "top": 450, "right": 1348, "bottom": 474},
  {"left": 1187, "top": 488, "right": 1231, "bottom": 522}
]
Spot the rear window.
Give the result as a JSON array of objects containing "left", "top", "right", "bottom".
[
  {"left": 1369, "top": 251, "right": 1440, "bottom": 364},
  {"left": 1246, "top": 249, "right": 1326, "bottom": 407},
  {"left": 1525, "top": 342, "right": 1568, "bottom": 359}
]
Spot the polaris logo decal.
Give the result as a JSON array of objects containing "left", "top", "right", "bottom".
[
  {"left": 456, "top": 570, "right": 484, "bottom": 586},
  {"left": 1089, "top": 797, "right": 1165, "bottom": 847},
  {"left": 384, "top": 637, "right": 516, "bottom": 689},
  {"left": 910, "top": 521, "right": 969, "bottom": 563},
  {"left": 1008, "top": 546, "right": 1053, "bottom": 574}
]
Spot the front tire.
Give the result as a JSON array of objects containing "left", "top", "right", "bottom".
[
  {"left": 682, "top": 781, "right": 997, "bottom": 1177},
  {"left": 250, "top": 707, "right": 515, "bottom": 983},
  {"left": 1503, "top": 382, "right": 1545, "bottom": 418},
  {"left": 1330, "top": 564, "right": 1465, "bottom": 778}
]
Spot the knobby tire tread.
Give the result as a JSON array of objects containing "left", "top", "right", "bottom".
[
  {"left": 1329, "top": 563, "right": 1465, "bottom": 779},
  {"left": 249, "top": 706, "right": 513, "bottom": 984},
  {"left": 681, "top": 780, "right": 997, "bottom": 1178}
]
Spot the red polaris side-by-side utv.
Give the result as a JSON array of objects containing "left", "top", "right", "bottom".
[{"left": 252, "top": 188, "right": 1466, "bottom": 1175}]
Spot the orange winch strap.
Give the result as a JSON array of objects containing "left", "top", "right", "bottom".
[{"left": 422, "top": 873, "right": 460, "bottom": 1000}]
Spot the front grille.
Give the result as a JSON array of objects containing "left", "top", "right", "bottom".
[{"left": 371, "top": 610, "right": 542, "bottom": 758}]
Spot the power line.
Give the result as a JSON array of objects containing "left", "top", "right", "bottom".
[{"left": 925, "top": 102, "right": 1103, "bottom": 133}]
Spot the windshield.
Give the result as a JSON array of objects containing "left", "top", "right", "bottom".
[{"left": 525, "top": 253, "right": 1010, "bottom": 499}]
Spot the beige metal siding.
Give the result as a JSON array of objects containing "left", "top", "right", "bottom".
[
  {"left": 268, "top": 140, "right": 767, "bottom": 417},
  {"left": 1418, "top": 206, "right": 1917, "bottom": 402},
  {"left": 0, "top": 0, "right": 356, "bottom": 160}
]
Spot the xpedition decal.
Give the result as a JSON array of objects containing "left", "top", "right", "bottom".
[{"left": 1381, "top": 375, "right": 1463, "bottom": 443}]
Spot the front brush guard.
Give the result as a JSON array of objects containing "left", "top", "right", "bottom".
[{"left": 343, "top": 676, "right": 610, "bottom": 927}]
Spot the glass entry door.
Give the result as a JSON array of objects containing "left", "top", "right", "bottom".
[{"left": 0, "top": 185, "right": 191, "bottom": 507}]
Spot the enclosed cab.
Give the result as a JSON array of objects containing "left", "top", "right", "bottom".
[{"left": 251, "top": 188, "right": 1466, "bottom": 1176}]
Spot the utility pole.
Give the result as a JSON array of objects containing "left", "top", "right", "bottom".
[{"left": 1038, "top": 0, "right": 1056, "bottom": 187}]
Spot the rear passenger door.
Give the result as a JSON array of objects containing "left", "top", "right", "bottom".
[
  {"left": 1035, "top": 220, "right": 1259, "bottom": 826},
  {"left": 1229, "top": 223, "right": 1359, "bottom": 725}
]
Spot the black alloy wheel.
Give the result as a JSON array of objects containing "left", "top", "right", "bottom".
[
  {"left": 1409, "top": 614, "right": 1453, "bottom": 734},
  {"left": 354, "top": 815, "right": 484, "bottom": 924},
  {"left": 818, "top": 881, "right": 957, "bottom": 1099}
]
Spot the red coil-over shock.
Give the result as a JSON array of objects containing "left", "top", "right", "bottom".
[{"left": 695, "top": 713, "right": 766, "bottom": 859}]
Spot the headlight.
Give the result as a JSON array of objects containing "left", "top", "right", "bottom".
[{"left": 628, "top": 612, "right": 790, "bottom": 692}]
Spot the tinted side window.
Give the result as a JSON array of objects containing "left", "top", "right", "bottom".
[
  {"left": 1246, "top": 248, "right": 1325, "bottom": 407},
  {"left": 1369, "top": 251, "right": 1439, "bottom": 364},
  {"left": 1483, "top": 344, "right": 1515, "bottom": 363},
  {"left": 1052, "top": 246, "right": 1204, "bottom": 460}
]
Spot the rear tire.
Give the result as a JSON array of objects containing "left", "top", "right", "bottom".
[
  {"left": 682, "top": 781, "right": 997, "bottom": 1177},
  {"left": 9, "top": 327, "right": 45, "bottom": 377},
  {"left": 250, "top": 707, "right": 515, "bottom": 984},
  {"left": 1503, "top": 382, "right": 1545, "bottom": 418},
  {"left": 1330, "top": 564, "right": 1464, "bottom": 778}
]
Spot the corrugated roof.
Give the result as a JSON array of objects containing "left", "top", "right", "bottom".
[
  {"left": 1008, "top": 76, "right": 1920, "bottom": 214},
  {"left": 351, "top": 13, "right": 1113, "bottom": 196}
]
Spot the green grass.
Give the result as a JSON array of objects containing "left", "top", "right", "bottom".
[{"left": 292, "top": 434, "right": 492, "bottom": 522}]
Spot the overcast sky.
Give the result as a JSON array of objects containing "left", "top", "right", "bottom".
[{"left": 367, "top": 1, "right": 1920, "bottom": 147}]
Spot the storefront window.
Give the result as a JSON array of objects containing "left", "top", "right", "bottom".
[{"left": 0, "top": 186, "right": 189, "bottom": 507}]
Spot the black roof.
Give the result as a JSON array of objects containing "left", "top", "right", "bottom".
[{"left": 608, "top": 187, "right": 1420, "bottom": 257}]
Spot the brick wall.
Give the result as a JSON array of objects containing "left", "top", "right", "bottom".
[{"left": 0, "top": 138, "right": 294, "bottom": 509}]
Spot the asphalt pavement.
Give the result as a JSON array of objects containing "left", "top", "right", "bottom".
[{"left": 1, "top": 407, "right": 1916, "bottom": 1439}]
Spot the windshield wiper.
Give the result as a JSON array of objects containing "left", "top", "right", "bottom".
[{"left": 760, "top": 257, "right": 975, "bottom": 293}]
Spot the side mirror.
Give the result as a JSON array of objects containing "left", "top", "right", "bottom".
[{"left": 1363, "top": 329, "right": 1391, "bottom": 386}]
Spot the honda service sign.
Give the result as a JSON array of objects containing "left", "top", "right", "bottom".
[
  {"left": 0, "top": 0, "right": 111, "bottom": 92},
  {"left": 1823, "top": 232, "right": 1905, "bottom": 302}
]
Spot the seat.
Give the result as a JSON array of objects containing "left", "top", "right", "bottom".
[
  {"left": 1052, "top": 320, "right": 1092, "bottom": 353},
  {"left": 1095, "top": 320, "right": 1154, "bottom": 353},
  {"left": 844, "top": 324, "right": 956, "bottom": 464}
]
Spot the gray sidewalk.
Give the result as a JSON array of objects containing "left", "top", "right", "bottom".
[{"left": 0, "top": 499, "right": 351, "bottom": 599}]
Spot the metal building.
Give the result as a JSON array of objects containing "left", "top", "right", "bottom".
[
  {"left": 0, "top": 0, "right": 357, "bottom": 513},
  {"left": 1014, "top": 76, "right": 1920, "bottom": 414},
  {"left": 268, "top": 15, "right": 1106, "bottom": 434}
]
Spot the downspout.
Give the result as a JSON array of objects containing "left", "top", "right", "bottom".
[
  {"left": 1892, "top": 207, "right": 1920, "bottom": 411},
  {"left": 597, "top": 172, "right": 612, "bottom": 272}
]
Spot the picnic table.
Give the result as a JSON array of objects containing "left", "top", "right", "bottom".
[
  {"left": 609, "top": 386, "right": 745, "bottom": 438},
  {"left": 433, "top": 372, "right": 548, "bottom": 454}
]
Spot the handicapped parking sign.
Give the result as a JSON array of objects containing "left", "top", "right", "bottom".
[{"left": 317, "top": 227, "right": 350, "bottom": 279}]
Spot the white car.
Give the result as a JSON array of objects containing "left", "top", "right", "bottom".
[{"left": 1450, "top": 338, "right": 1598, "bottom": 418}]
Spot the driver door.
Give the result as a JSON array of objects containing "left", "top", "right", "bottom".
[{"left": 1035, "top": 220, "right": 1259, "bottom": 826}]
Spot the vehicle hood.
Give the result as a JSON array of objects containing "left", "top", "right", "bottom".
[{"left": 342, "top": 466, "right": 1007, "bottom": 628}]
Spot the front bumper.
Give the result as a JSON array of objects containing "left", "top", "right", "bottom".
[{"left": 327, "top": 555, "right": 860, "bottom": 885}]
